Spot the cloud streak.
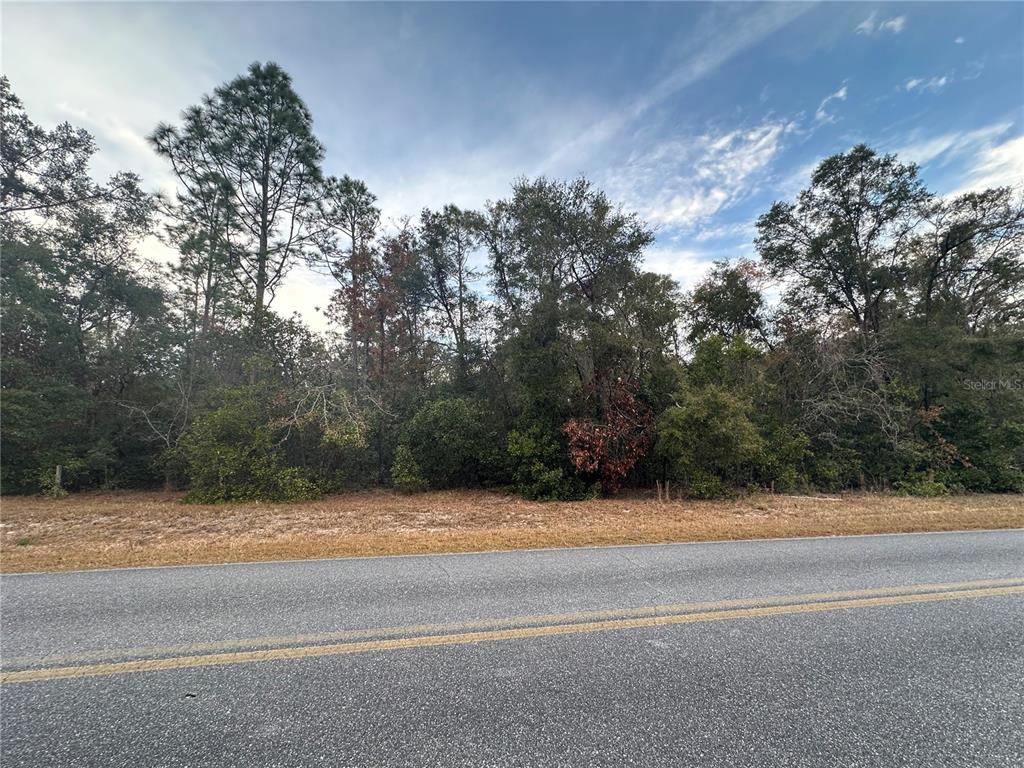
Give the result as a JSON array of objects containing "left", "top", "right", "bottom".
[
  {"left": 905, "top": 76, "right": 949, "bottom": 93},
  {"left": 952, "top": 134, "right": 1024, "bottom": 195},
  {"left": 815, "top": 84, "right": 848, "bottom": 124},
  {"left": 608, "top": 119, "right": 795, "bottom": 232},
  {"left": 541, "top": 3, "right": 811, "bottom": 171},
  {"left": 856, "top": 13, "right": 907, "bottom": 36},
  {"left": 895, "top": 121, "right": 1013, "bottom": 167}
]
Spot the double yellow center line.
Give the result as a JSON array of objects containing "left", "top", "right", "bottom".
[{"left": 3, "top": 578, "right": 1021, "bottom": 684}]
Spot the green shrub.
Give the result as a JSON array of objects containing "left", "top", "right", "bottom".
[
  {"left": 760, "top": 427, "right": 811, "bottom": 492},
  {"left": 402, "top": 398, "right": 498, "bottom": 488},
  {"left": 808, "top": 446, "right": 864, "bottom": 492},
  {"left": 688, "top": 470, "right": 733, "bottom": 499},
  {"left": 894, "top": 475, "right": 949, "bottom": 497},
  {"left": 941, "top": 466, "right": 991, "bottom": 492},
  {"left": 505, "top": 427, "right": 596, "bottom": 501},
  {"left": 176, "top": 388, "right": 319, "bottom": 503},
  {"left": 38, "top": 469, "right": 69, "bottom": 499},
  {"left": 984, "top": 466, "right": 1024, "bottom": 493},
  {"left": 656, "top": 384, "right": 764, "bottom": 495},
  {"left": 0, "top": 386, "right": 90, "bottom": 494},
  {"left": 391, "top": 444, "right": 427, "bottom": 493}
]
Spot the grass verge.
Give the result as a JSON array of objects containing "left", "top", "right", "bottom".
[{"left": 1, "top": 489, "right": 1021, "bottom": 573}]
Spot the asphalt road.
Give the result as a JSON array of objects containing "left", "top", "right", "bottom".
[{"left": 2, "top": 529, "right": 1023, "bottom": 767}]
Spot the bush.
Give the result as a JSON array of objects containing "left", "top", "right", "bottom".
[
  {"left": 688, "top": 470, "right": 734, "bottom": 499},
  {"left": 176, "top": 388, "right": 319, "bottom": 503},
  {"left": 402, "top": 398, "right": 498, "bottom": 488},
  {"left": 759, "top": 427, "right": 811, "bottom": 492},
  {"left": 656, "top": 384, "right": 764, "bottom": 494},
  {"left": 983, "top": 465, "right": 1024, "bottom": 493},
  {"left": 391, "top": 444, "right": 427, "bottom": 493},
  {"left": 506, "top": 427, "right": 597, "bottom": 501},
  {"left": 563, "top": 379, "right": 654, "bottom": 493},
  {"left": 0, "top": 386, "right": 90, "bottom": 494},
  {"left": 807, "top": 446, "right": 863, "bottom": 492},
  {"left": 894, "top": 475, "right": 949, "bottom": 497},
  {"left": 37, "top": 468, "right": 69, "bottom": 498},
  {"left": 941, "top": 452, "right": 1024, "bottom": 493}
]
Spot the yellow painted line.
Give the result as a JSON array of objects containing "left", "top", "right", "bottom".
[
  {"left": 3, "top": 584, "right": 1021, "bottom": 685},
  {"left": 6, "top": 577, "right": 1022, "bottom": 667}
]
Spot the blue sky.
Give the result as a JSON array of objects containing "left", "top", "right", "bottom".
[{"left": 4, "top": 2, "right": 1022, "bottom": 327}]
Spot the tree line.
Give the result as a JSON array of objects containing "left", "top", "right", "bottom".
[{"left": 2, "top": 63, "right": 1022, "bottom": 501}]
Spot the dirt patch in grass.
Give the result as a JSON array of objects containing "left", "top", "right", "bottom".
[{"left": 1, "top": 489, "right": 1021, "bottom": 573}]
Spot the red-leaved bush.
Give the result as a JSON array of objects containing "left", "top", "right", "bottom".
[{"left": 563, "top": 379, "right": 654, "bottom": 493}]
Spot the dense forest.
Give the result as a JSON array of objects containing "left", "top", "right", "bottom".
[{"left": 2, "top": 63, "right": 1023, "bottom": 502}]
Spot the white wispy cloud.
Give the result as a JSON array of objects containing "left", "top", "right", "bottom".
[
  {"left": 904, "top": 62, "right": 983, "bottom": 96},
  {"left": 693, "top": 221, "right": 758, "bottom": 244},
  {"left": 880, "top": 16, "right": 906, "bottom": 34},
  {"left": 541, "top": 3, "right": 811, "bottom": 171},
  {"left": 608, "top": 119, "right": 795, "bottom": 231},
  {"left": 895, "top": 121, "right": 1013, "bottom": 167},
  {"left": 815, "top": 84, "right": 848, "bottom": 124},
  {"left": 889, "top": 121, "right": 1023, "bottom": 198},
  {"left": 905, "top": 76, "right": 950, "bottom": 93},
  {"left": 954, "top": 36, "right": 965, "bottom": 45},
  {"left": 856, "top": 12, "right": 907, "bottom": 36},
  {"left": 951, "top": 134, "right": 1024, "bottom": 195},
  {"left": 855, "top": 13, "right": 877, "bottom": 35}
]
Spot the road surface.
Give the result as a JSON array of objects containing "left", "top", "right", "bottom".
[{"left": 2, "top": 529, "right": 1023, "bottom": 767}]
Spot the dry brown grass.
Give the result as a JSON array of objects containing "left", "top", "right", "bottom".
[{"left": 1, "top": 489, "right": 1021, "bottom": 573}]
